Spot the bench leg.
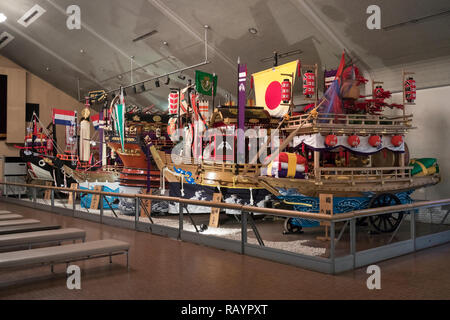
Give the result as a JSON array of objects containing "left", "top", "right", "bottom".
[
  {"left": 51, "top": 264, "right": 54, "bottom": 273},
  {"left": 109, "top": 255, "right": 112, "bottom": 264}
]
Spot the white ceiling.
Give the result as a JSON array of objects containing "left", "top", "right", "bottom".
[{"left": 0, "top": 0, "right": 449, "bottom": 112}]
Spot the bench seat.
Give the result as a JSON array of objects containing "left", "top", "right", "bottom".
[
  {"left": 0, "top": 228, "right": 86, "bottom": 249},
  {"left": 0, "top": 219, "right": 40, "bottom": 227},
  {"left": 0, "top": 214, "right": 23, "bottom": 221},
  {"left": 0, "top": 224, "right": 60, "bottom": 236},
  {"left": 0, "top": 239, "right": 130, "bottom": 269},
  {"left": 0, "top": 211, "right": 12, "bottom": 215}
]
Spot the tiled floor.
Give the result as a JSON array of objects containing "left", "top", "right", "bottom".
[{"left": 0, "top": 201, "right": 449, "bottom": 300}]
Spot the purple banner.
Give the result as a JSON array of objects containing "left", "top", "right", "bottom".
[{"left": 237, "top": 63, "right": 247, "bottom": 163}]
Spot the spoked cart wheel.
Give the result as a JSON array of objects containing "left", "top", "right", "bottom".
[
  {"left": 368, "top": 193, "right": 404, "bottom": 233},
  {"left": 283, "top": 218, "right": 303, "bottom": 234}
]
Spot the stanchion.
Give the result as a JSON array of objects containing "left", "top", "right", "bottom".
[{"left": 241, "top": 211, "right": 248, "bottom": 254}]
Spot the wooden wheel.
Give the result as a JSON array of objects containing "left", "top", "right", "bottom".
[
  {"left": 368, "top": 193, "right": 404, "bottom": 233},
  {"left": 284, "top": 218, "right": 303, "bottom": 234}
]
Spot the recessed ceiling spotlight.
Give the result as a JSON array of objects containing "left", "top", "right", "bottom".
[
  {"left": 248, "top": 27, "right": 258, "bottom": 35},
  {"left": 0, "top": 13, "right": 7, "bottom": 23},
  {"left": 117, "top": 75, "right": 123, "bottom": 80},
  {"left": 45, "top": 67, "right": 50, "bottom": 71},
  {"left": 163, "top": 41, "right": 168, "bottom": 46},
  {"left": 80, "top": 49, "right": 85, "bottom": 54},
  {"left": 17, "top": 4, "right": 46, "bottom": 28}
]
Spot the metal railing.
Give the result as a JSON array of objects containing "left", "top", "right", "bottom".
[{"left": 1, "top": 180, "right": 449, "bottom": 274}]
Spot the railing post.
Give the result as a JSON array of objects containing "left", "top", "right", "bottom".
[
  {"left": 100, "top": 194, "right": 103, "bottom": 224},
  {"left": 51, "top": 189, "right": 55, "bottom": 208},
  {"left": 330, "top": 221, "right": 336, "bottom": 274},
  {"left": 178, "top": 202, "right": 184, "bottom": 240},
  {"left": 72, "top": 190, "right": 75, "bottom": 215},
  {"left": 32, "top": 187, "right": 37, "bottom": 204},
  {"left": 135, "top": 196, "right": 140, "bottom": 230},
  {"left": 350, "top": 218, "right": 356, "bottom": 269},
  {"left": 410, "top": 210, "right": 416, "bottom": 251},
  {"left": 241, "top": 211, "right": 248, "bottom": 254}
]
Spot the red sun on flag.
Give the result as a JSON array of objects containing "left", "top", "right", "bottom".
[{"left": 265, "top": 81, "right": 282, "bottom": 110}]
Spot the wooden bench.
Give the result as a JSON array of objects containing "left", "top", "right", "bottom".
[
  {"left": 0, "top": 228, "right": 86, "bottom": 250},
  {"left": 0, "top": 224, "right": 60, "bottom": 236},
  {"left": 0, "top": 214, "right": 23, "bottom": 221},
  {"left": 0, "top": 239, "right": 130, "bottom": 272},
  {"left": 0, "top": 211, "right": 12, "bottom": 215},
  {"left": 0, "top": 219, "right": 40, "bottom": 228}
]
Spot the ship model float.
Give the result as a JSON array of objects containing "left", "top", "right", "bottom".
[
  {"left": 18, "top": 91, "right": 120, "bottom": 189},
  {"left": 143, "top": 52, "right": 440, "bottom": 233},
  {"left": 20, "top": 50, "right": 440, "bottom": 232}
]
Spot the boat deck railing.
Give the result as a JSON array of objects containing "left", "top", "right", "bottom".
[
  {"left": 315, "top": 166, "right": 413, "bottom": 184},
  {"left": 284, "top": 113, "right": 413, "bottom": 135}
]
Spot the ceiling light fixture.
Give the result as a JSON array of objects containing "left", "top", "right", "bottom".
[
  {"left": 17, "top": 4, "right": 46, "bottom": 28},
  {"left": 165, "top": 77, "right": 170, "bottom": 85},
  {"left": 155, "top": 79, "right": 160, "bottom": 88},
  {"left": 0, "top": 31, "right": 14, "bottom": 49},
  {"left": 140, "top": 83, "right": 146, "bottom": 92},
  {"left": 248, "top": 27, "right": 258, "bottom": 35},
  {"left": 132, "top": 30, "right": 158, "bottom": 42},
  {"left": 133, "top": 86, "right": 137, "bottom": 94},
  {"left": 0, "top": 13, "right": 7, "bottom": 23}
]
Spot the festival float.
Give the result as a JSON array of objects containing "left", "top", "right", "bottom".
[
  {"left": 149, "top": 53, "right": 440, "bottom": 233},
  {"left": 104, "top": 90, "right": 173, "bottom": 214}
]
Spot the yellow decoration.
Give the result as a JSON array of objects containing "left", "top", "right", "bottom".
[
  {"left": 252, "top": 60, "right": 298, "bottom": 118},
  {"left": 287, "top": 153, "right": 297, "bottom": 178}
]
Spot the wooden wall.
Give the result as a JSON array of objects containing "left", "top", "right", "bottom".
[{"left": 0, "top": 55, "right": 84, "bottom": 157}]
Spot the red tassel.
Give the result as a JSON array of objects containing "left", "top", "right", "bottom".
[{"left": 302, "top": 143, "right": 305, "bottom": 154}]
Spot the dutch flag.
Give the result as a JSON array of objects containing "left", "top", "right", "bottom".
[{"left": 53, "top": 109, "right": 76, "bottom": 126}]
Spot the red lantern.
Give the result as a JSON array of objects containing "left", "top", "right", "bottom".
[
  {"left": 373, "top": 86, "right": 384, "bottom": 98},
  {"left": 348, "top": 135, "right": 360, "bottom": 148},
  {"left": 168, "top": 91, "right": 179, "bottom": 115},
  {"left": 167, "top": 117, "right": 178, "bottom": 140},
  {"left": 47, "top": 139, "right": 53, "bottom": 152},
  {"left": 404, "top": 77, "right": 416, "bottom": 103},
  {"left": 281, "top": 79, "right": 291, "bottom": 103},
  {"left": 391, "top": 135, "right": 403, "bottom": 147},
  {"left": 369, "top": 135, "right": 381, "bottom": 147},
  {"left": 303, "top": 71, "right": 315, "bottom": 98},
  {"left": 325, "top": 134, "right": 338, "bottom": 147}
]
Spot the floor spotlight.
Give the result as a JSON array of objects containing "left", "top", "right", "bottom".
[{"left": 155, "top": 79, "right": 160, "bottom": 88}]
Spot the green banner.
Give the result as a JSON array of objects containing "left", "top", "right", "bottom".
[
  {"left": 115, "top": 103, "right": 125, "bottom": 152},
  {"left": 195, "top": 70, "right": 217, "bottom": 96}
]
